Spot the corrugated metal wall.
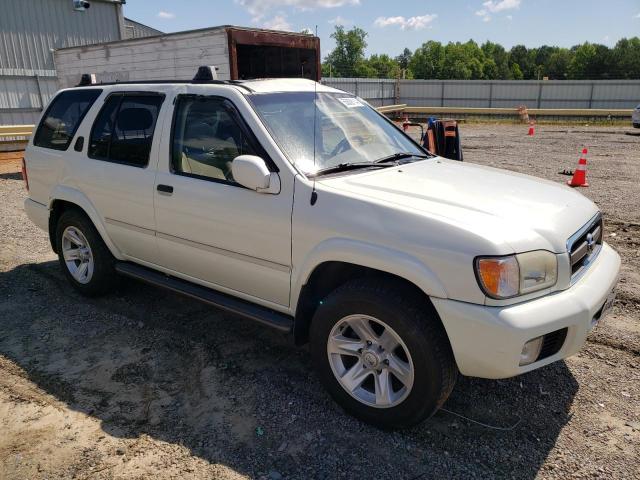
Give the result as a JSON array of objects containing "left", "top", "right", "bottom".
[
  {"left": 322, "top": 78, "right": 640, "bottom": 110},
  {"left": 0, "top": 76, "right": 59, "bottom": 125},
  {"left": 123, "top": 17, "right": 163, "bottom": 40},
  {"left": 0, "top": 0, "right": 122, "bottom": 73},
  {"left": 0, "top": 0, "right": 123, "bottom": 126},
  {"left": 321, "top": 78, "right": 396, "bottom": 107}
]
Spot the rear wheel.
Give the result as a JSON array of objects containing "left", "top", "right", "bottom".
[
  {"left": 310, "top": 278, "right": 457, "bottom": 428},
  {"left": 56, "top": 209, "right": 117, "bottom": 296}
]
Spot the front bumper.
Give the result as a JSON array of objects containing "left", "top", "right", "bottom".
[{"left": 432, "top": 243, "right": 621, "bottom": 379}]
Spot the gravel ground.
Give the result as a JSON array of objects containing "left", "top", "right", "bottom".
[{"left": 0, "top": 124, "right": 639, "bottom": 480}]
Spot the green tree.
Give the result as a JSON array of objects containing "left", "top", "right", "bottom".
[
  {"left": 612, "top": 37, "right": 640, "bottom": 79},
  {"left": 366, "top": 54, "right": 400, "bottom": 78},
  {"left": 320, "top": 27, "right": 639, "bottom": 80},
  {"left": 481, "top": 41, "right": 511, "bottom": 79},
  {"left": 395, "top": 48, "right": 413, "bottom": 72},
  {"left": 510, "top": 63, "right": 524, "bottom": 80},
  {"left": 440, "top": 43, "right": 473, "bottom": 79},
  {"left": 546, "top": 49, "right": 572, "bottom": 79},
  {"left": 568, "top": 43, "right": 598, "bottom": 79},
  {"left": 409, "top": 41, "right": 445, "bottom": 79},
  {"left": 509, "top": 45, "right": 535, "bottom": 78},
  {"left": 324, "top": 26, "right": 369, "bottom": 77},
  {"left": 483, "top": 58, "right": 499, "bottom": 79}
]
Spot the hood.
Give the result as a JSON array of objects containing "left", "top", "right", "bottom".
[{"left": 318, "top": 158, "right": 599, "bottom": 253}]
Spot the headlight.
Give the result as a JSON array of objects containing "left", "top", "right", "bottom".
[{"left": 475, "top": 250, "right": 558, "bottom": 299}]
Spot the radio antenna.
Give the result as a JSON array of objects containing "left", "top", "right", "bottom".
[{"left": 310, "top": 24, "right": 319, "bottom": 206}]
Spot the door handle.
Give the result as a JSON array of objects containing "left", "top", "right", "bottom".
[{"left": 157, "top": 184, "right": 174, "bottom": 194}]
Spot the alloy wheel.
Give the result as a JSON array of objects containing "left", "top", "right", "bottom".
[
  {"left": 327, "top": 314, "right": 415, "bottom": 408},
  {"left": 61, "top": 226, "right": 94, "bottom": 284}
]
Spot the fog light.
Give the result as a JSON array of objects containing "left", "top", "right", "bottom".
[{"left": 519, "top": 336, "right": 543, "bottom": 366}]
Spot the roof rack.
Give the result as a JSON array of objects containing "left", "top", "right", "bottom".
[{"left": 74, "top": 66, "right": 255, "bottom": 92}]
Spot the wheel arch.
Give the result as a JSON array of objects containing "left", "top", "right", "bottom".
[
  {"left": 48, "top": 186, "right": 122, "bottom": 259},
  {"left": 293, "top": 258, "right": 448, "bottom": 346}
]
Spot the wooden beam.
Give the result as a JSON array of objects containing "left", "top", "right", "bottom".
[
  {"left": 376, "top": 104, "right": 407, "bottom": 114},
  {"left": 395, "top": 107, "right": 632, "bottom": 117},
  {"left": 0, "top": 125, "right": 34, "bottom": 138}
]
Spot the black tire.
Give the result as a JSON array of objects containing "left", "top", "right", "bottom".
[
  {"left": 55, "top": 208, "right": 117, "bottom": 297},
  {"left": 310, "top": 278, "right": 457, "bottom": 429}
]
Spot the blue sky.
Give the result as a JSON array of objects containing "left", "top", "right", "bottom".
[{"left": 124, "top": 1, "right": 640, "bottom": 56}]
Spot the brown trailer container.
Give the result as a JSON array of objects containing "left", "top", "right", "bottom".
[{"left": 54, "top": 25, "right": 320, "bottom": 88}]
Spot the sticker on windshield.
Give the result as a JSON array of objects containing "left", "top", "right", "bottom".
[{"left": 338, "top": 97, "right": 365, "bottom": 108}]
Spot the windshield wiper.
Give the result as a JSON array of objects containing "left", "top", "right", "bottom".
[
  {"left": 374, "top": 152, "right": 430, "bottom": 164},
  {"left": 308, "top": 162, "right": 390, "bottom": 178}
]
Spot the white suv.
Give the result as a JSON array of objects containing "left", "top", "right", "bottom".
[{"left": 23, "top": 76, "right": 620, "bottom": 428}]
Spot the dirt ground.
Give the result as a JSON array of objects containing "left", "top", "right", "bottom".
[{"left": 0, "top": 125, "right": 639, "bottom": 480}]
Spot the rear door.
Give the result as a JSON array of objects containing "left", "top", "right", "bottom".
[{"left": 70, "top": 90, "right": 167, "bottom": 264}]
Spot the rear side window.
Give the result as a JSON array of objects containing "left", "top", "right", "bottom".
[
  {"left": 33, "top": 89, "right": 102, "bottom": 151},
  {"left": 88, "top": 93, "right": 164, "bottom": 168}
]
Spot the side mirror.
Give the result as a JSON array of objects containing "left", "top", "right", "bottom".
[{"left": 231, "top": 155, "right": 280, "bottom": 194}]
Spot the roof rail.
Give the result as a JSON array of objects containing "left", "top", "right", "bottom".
[{"left": 73, "top": 66, "right": 258, "bottom": 91}]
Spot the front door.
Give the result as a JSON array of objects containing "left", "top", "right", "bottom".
[{"left": 153, "top": 94, "right": 293, "bottom": 308}]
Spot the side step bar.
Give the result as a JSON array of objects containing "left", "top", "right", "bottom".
[{"left": 115, "top": 262, "right": 293, "bottom": 333}]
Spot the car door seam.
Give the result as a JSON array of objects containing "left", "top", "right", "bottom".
[{"left": 155, "top": 231, "right": 291, "bottom": 273}]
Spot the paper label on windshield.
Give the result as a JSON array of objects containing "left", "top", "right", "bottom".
[{"left": 338, "top": 97, "right": 364, "bottom": 108}]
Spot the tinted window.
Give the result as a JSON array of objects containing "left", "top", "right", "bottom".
[
  {"left": 34, "top": 89, "right": 102, "bottom": 151},
  {"left": 88, "top": 94, "right": 163, "bottom": 167},
  {"left": 88, "top": 96, "right": 120, "bottom": 160},
  {"left": 171, "top": 96, "right": 257, "bottom": 182}
]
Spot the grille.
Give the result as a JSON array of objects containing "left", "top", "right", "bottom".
[
  {"left": 567, "top": 214, "right": 603, "bottom": 279},
  {"left": 537, "top": 328, "right": 568, "bottom": 361}
]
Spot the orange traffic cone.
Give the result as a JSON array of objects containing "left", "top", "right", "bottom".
[
  {"left": 567, "top": 148, "right": 589, "bottom": 187},
  {"left": 528, "top": 121, "right": 535, "bottom": 136}
]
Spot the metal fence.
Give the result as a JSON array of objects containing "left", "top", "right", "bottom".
[
  {"left": 321, "top": 78, "right": 397, "bottom": 107},
  {"left": 322, "top": 78, "right": 640, "bottom": 110}
]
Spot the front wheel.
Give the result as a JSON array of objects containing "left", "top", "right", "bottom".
[{"left": 310, "top": 278, "right": 457, "bottom": 429}]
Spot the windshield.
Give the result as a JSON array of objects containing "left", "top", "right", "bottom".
[{"left": 247, "top": 92, "right": 426, "bottom": 175}]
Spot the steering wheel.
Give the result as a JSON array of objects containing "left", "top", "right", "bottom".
[{"left": 329, "top": 135, "right": 366, "bottom": 157}]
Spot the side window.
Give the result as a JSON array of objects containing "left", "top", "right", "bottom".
[
  {"left": 33, "top": 89, "right": 102, "bottom": 151},
  {"left": 88, "top": 96, "right": 120, "bottom": 160},
  {"left": 171, "top": 96, "right": 257, "bottom": 182},
  {"left": 88, "top": 93, "right": 164, "bottom": 168}
]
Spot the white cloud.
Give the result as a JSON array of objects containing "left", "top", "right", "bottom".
[
  {"left": 236, "top": 0, "right": 360, "bottom": 21},
  {"left": 157, "top": 11, "right": 176, "bottom": 19},
  {"left": 482, "top": 0, "right": 521, "bottom": 13},
  {"left": 374, "top": 14, "right": 437, "bottom": 30},
  {"left": 476, "top": 0, "right": 520, "bottom": 22},
  {"left": 329, "top": 15, "right": 351, "bottom": 25},
  {"left": 506, "top": 14, "right": 513, "bottom": 20},
  {"left": 475, "top": 9, "right": 489, "bottom": 21},
  {"left": 262, "top": 14, "right": 293, "bottom": 31},
  {"left": 635, "top": 12, "right": 640, "bottom": 18}
]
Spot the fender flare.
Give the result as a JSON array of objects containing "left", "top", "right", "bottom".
[
  {"left": 291, "top": 237, "right": 448, "bottom": 313},
  {"left": 48, "top": 185, "right": 124, "bottom": 260}
]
